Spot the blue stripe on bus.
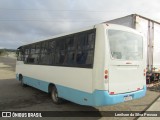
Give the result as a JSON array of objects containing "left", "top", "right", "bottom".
[
  {"left": 93, "top": 86, "right": 146, "bottom": 106},
  {"left": 56, "top": 84, "right": 95, "bottom": 106},
  {"left": 16, "top": 74, "right": 146, "bottom": 106},
  {"left": 22, "top": 75, "right": 49, "bottom": 93}
]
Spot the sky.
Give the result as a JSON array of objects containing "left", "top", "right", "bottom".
[{"left": 0, "top": 0, "right": 160, "bottom": 49}]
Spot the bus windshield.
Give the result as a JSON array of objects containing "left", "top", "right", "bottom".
[{"left": 108, "top": 30, "right": 143, "bottom": 60}]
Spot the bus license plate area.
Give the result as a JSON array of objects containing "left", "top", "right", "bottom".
[{"left": 124, "top": 95, "right": 132, "bottom": 101}]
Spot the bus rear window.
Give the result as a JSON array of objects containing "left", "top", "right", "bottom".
[{"left": 108, "top": 30, "right": 143, "bottom": 60}]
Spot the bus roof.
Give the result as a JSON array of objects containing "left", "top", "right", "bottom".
[{"left": 17, "top": 23, "right": 140, "bottom": 49}]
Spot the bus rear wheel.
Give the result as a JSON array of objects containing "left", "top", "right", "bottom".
[{"left": 51, "top": 86, "right": 62, "bottom": 104}]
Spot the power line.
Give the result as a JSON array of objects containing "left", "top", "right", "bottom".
[
  {"left": 0, "top": 19, "right": 106, "bottom": 22},
  {"left": 0, "top": 8, "right": 107, "bottom": 12}
]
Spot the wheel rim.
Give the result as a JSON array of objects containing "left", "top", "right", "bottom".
[{"left": 51, "top": 88, "right": 58, "bottom": 102}]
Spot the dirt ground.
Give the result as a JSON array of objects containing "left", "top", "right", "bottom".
[{"left": 0, "top": 56, "right": 159, "bottom": 120}]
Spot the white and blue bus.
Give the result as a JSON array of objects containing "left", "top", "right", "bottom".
[{"left": 16, "top": 23, "right": 146, "bottom": 106}]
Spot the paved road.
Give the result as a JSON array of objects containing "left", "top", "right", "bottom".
[{"left": 0, "top": 56, "right": 159, "bottom": 120}]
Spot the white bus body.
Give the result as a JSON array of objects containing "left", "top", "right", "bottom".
[
  {"left": 107, "top": 14, "right": 160, "bottom": 78},
  {"left": 16, "top": 24, "right": 146, "bottom": 106}
]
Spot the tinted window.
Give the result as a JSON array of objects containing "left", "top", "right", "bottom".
[
  {"left": 75, "top": 32, "right": 95, "bottom": 67},
  {"left": 19, "top": 29, "right": 96, "bottom": 68},
  {"left": 17, "top": 48, "right": 25, "bottom": 61}
]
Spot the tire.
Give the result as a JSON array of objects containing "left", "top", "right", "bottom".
[
  {"left": 19, "top": 75, "right": 26, "bottom": 87},
  {"left": 51, "top": 86, "right": 62, "bottom": 104}
]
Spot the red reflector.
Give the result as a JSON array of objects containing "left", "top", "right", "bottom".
[
  {"left": 105, "top": 75, "right": 108, "bottom": 79},
  {"left": 110, "top": 92, "right": 114, "bottom": 95},
  {"left": 105, "top": 70, "right": 108, "bottom": 74},
  {"left": 137, "top": 88, "right": 140, "bottom": 90}
]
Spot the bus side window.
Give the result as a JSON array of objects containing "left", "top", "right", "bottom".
[
  {"left": 67, "top": 52, "right": 75, "bottom": 64},
  {"left": 85, "top": 50, "right": 93, "bottom": 65},
  {"left": 19, "top": 45, "right": 41, "bottom": 64},
  {"left": 34, "top": 43, "right": 41, "bottom": 64},
  {"left": 55, "top": 39, "right": 66, "bottom": 65},
  {"left": 75, "top": 33, "right": 86, "bottom": 65},
  {"left": 26, "top": 44, "right": 36, "bottom": 64},
  {"left": 48, "top": 40, "right": 56, "bottom": 65},
  {"left": 67, "top": 37, "right": 75, "bottom": 51},
  {"left": 76, "top": 51, "right": 88, "bottom": 64},
  {"left": 21, "top": 28, "right": 95, "bottom": 68},
  {"left": 66, "top": 36, "right": 75, "bottom": 65},
  {"left": 17, "top": 49, "right": 24, "bottom": 61},
  {"left": 87, "top": 33, "right": 95, "bottom": 49},
  {"left": 24, "top": 47, "right": 30, "bottom": 63},
  {"left": 40, "top": 41, "right": 54, "bottom": 65},
  {"left": 85, "top": 33, "right": 95, "bottom": 66},
  {"left": 75, "top": 31, "right": 95, "bottom": 67}
]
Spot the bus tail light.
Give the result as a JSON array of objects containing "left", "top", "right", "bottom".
[
  {"left": 109, "top": 92, "right": 114, "bottom": 95},
  {"left": 104, "top": 69, "right": 109, "bottom": 79},
  {"left": 137, "top": 88, "right": 140, "bottom": 91},
  {"left": 105, "top": 75, "right": 108, "bottom": 79},
  {"left": 105, "top": 70, "right": 108, "bottom": 74},
  {"left": 144, "top": 69, "right": 146, "bottom": 76}
]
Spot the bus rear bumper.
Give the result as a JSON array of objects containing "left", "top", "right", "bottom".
[
  {"left": 15, "top": 74, "right": 146, "bottom": 107},
  {"left": 93, "top": 85, "right": 146, "bottom": 106}
]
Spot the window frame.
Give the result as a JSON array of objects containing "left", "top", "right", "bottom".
[{"left": 18, "top": 28, "right": 96, "bottom": 68}]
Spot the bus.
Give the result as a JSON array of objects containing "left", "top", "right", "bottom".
[{"left": 16, "top": 23, "right": 146, "bottom": 106}]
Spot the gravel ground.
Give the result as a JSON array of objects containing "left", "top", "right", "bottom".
[{"left": 0, "top": 56, "right": 159, "bottom": 120}]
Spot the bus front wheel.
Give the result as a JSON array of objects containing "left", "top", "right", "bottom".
[
  {"left": 19, "top": 74, "right": 27, "bottom": 87},
  {"left": 51, "top": 86, "right": 62, "bottom": 104}
]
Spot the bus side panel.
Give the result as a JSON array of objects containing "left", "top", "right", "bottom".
[
  {"left": 16, "top": 71, "right": 96, "bottom": 106},
  {"left": 16, "top": 63, "right": 93, "bottom": 92},
  {"left": 56, "top": 84, "right": 95, "bottom": 106},
  {"left": 23, "top": 76, "right": 49, "bottom": 93},
  {"left": 16, "top": 61, "right": 94, "bottom": 105}
]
